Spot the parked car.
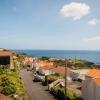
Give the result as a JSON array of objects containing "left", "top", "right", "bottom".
[{"left": 33, "top": 75, "right": 45, "bottom": 82}]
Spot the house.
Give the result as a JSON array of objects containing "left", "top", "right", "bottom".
[
  {"left": 33, "top": 62, "right": 40, "bottom": 71},
  {"left": 82, "top": 69, "right": 100, "bottom": 100},
  {"left": 0, "top": 51, "right": 13, "bottom": 69},
  {"left": 24, "top": 57, "right": 34, "bottom": 68},
  {"left": 37, "top": 61, "right": 54, "bottom": 75},
  {"left": 49, "top": 79, "right": 64, "bottom": 90},
  {"left": 33, "top": 61, "right": 54, "bottom": 75},
  {"left": 71, "top": 69, "right": 90, "bottom": 81},
  {"left": 52, "top": 67, "right": 72, "bottom": 81},
  {"left": 38, "top": 65, "right": 55, "bottom": 75},
  {"left": 13, "top": 55, "right": 18, "bottom": 61}
]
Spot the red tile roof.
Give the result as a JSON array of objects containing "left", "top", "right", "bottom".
[
  {"left": 35, "top": 61, "right": 55, "bottom": 70},
  {"left": 40, "top": 65, "right": 54, "bottom": 70},
  {"left": 52, "top": 67, "right": 72, "bottom": 75},
  {"left": 87, "top": 69, "right": 100, "bottom": 78},
  {"left": 94, "top": 78, "right": 100, "bottom": 86},
  {"left": 0, "top": 51, "right": 12, "bottom": 57}
]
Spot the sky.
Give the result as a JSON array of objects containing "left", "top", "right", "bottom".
[{"left": 0, "top": 0, "right": 100, "bottom": 50}]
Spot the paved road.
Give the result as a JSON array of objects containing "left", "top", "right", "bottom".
[{"left": 20, "top": 69, "right": 56, "bottom": 100}]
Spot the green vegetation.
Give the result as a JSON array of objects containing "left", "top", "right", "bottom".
[
  {"left": 40, "top": 56, "right": 50, "bottom": 61},
  {"left": 47, "top": 74, "right": 62, "bottom": 84},
  {"left": 0, "top": 70, "right": 26, "bottom": 97},
  {"left": 1, "top": 86, "right": 16, "bottom": 96},
  {"left": 0, "top": 50, "right": 29, "bottom": 99},
  {"left": 69, "top": 59, "right": 94, "bottom": 69},
  {"left": 13, "top": 52, "right": 26, "bottom": 68},
  {"left": 51, "top": 86, "right": 83, "bottom": 100},
  {"left": 0, "top": 51, "right": 27, "bottom": 99},
  {"left": 40, "top": 56, "right": 95, "bottom": 69}
]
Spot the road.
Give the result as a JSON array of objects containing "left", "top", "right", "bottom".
[{"left": 20, "top": 69, "right": 56, "bottom": 100}]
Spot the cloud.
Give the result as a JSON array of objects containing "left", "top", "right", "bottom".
[
  {"left": 84, "top": 36, "right": 100, "bottom": 42},
  {"left": 60, "top": 2, "right": 90, "bottom": 20},
  {"left": 83, "top": 36, "right": 100, "bottom": 50},
  {"left": 87, "top": 19, "right": 99, "bottom": 26}
]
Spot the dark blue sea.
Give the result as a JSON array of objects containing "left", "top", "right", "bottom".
[{"left": 12, "top": 50, "right": 100, "bottom": 65}]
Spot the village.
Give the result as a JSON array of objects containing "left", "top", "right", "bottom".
[{"left": 0, "top": 49, "right": 100, "bottom": 100}]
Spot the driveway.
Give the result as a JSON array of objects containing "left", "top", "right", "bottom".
[{"left": 20, "top": 69, "right": 56, "bottom": 100}]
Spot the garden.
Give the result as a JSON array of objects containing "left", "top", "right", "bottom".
[
  {"left": 0, "top": 67, "right": 27, "bottom": 99},
  {"left": 50, "top": 86, "right": 83, "bottom": 100}
]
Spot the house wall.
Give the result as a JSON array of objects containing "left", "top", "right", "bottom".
[
  {"left": 33, "top": 62, "right": 40, "bottom": 71},
  {"left": 82, "top": 77, "right": 96, "bottom": 100},
  {"left": 38, "top": 68, "right": 53, "bottom": 75},
  {"left": 10, "top": 55, "right": 14, "bottom": 69},
  {"left": 96, "top": 86, "right": 100, "bottom": 100},
  {"left": 71, "top": 69, "right": 90, "bottom": 80}
]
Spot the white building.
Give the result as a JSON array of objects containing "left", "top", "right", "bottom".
[
  {"left": 38, "top": 67, "right": 54, "bottom": 75},
  {"left": 71, "top": 69, "right": 90, "bottom": 80},
  {"left": 33, "top": 61, "right": 54, "bottom": 75}
]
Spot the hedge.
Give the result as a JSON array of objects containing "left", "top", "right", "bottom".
[{"left": 51, "top": 86, "right": 83, "bottom": 100}]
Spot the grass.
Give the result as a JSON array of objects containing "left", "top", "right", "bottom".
[{"left": 0, "top": 70, "right": 27, "bottom": 97}]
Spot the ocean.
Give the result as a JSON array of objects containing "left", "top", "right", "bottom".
[{"left": 12, "top": 50, "right": 100, "bottom": 65}]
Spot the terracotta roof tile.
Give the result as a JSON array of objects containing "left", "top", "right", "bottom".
[
  {"left": 52, "top": 67, "right": 72, "bottom": 75},
  {"left": 94, "top": 78, "right": 100, "bottom": 86},
  {"left": 0, "top": 51, "right": 12, "bottom": 57},
  {"left": 37, "top": 61, "right": 54, "bottom": 69},
  {"left": 87, "top": 69, "right": 100, "bottom": 78}
]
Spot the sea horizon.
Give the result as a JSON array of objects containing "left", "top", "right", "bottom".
[
  {"left": 10, "top": 49, "right": 100, "bottom": 51},
  {"left": 11, "top": 49, "right": 100, "bottom": 65}
]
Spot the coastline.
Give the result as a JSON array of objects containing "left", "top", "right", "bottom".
[{"left": 11, "top": 50, "right": 100, "bottom": 65}]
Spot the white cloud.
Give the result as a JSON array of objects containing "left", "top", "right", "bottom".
[
  {"left": 83, "top": 36, "right": 100, "bottom": 50},
  {"left": 60, "top": 2, "right": 90, "bottom": 20},
  {"left": 84, "top": 36, "right": 100, "bottom": 42},
  {"left": 87, "top": 19, "right": 99, "bottom": 26}
]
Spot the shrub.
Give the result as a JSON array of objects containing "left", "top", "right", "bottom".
[
  {"left": 1, "top": 86, "right": 16, "bottom": 95},
  {"left": 1, "top": 76, "right": 10, "bottom": 82},
  {"left": 51, "top": 86, "right": 83, "bottom": 100},
  {"left": 48, "top": 75, "right": 61, "bottom": 84},
  {"left": 51, "top": 86, "right": 59, "bottom": 96},
  {"left": 1, "top": 81, "right": 15, "bottom": 87}
]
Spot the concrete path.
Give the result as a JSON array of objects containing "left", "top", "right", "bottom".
[{"left": 20, "top": 69, "right": 56, "bottom": 100}]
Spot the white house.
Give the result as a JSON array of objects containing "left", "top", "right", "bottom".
[
  {"left": 71, "top": 69, "right": 90, "bottom": 80},
  {"left": 82, "top": 69, "right": 100, "bottom": 100},
  {"left": 38, "top": 67, "right": 54, "bottom": 75},
  {"left": 33, "top": 61, "right": 54, "bottom": 75}
]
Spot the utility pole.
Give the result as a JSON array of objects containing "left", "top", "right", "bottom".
[
  {"left": 74, "top": 56, "right": 76, "bottom": 68},
  {"left": 65, "top": 60, "right": 67, "bottom": 100}
]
